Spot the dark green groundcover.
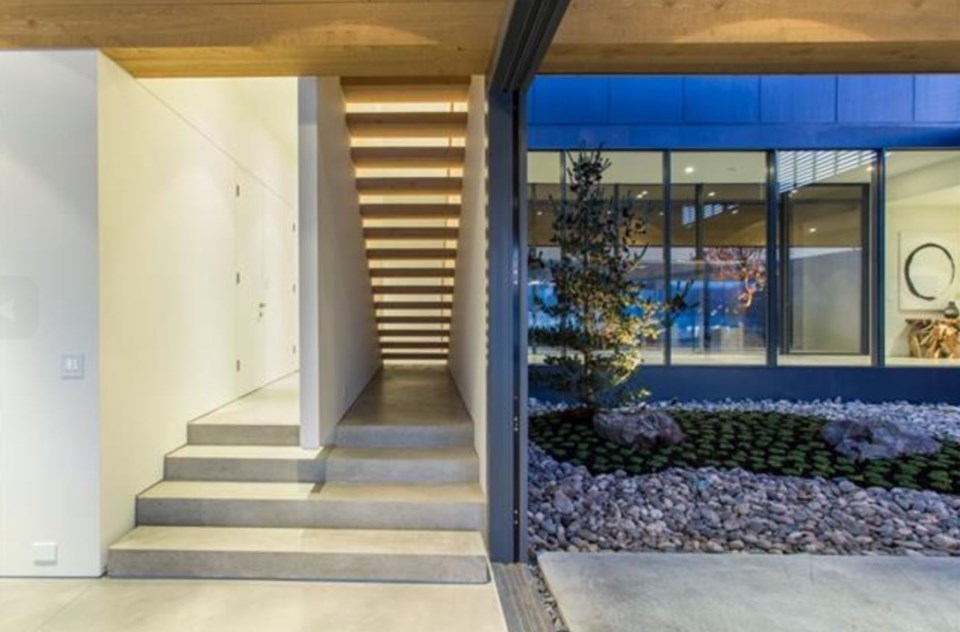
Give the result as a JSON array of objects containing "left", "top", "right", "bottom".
[{"left": 530, "top": 410, "right": 960, "bottom": 494}]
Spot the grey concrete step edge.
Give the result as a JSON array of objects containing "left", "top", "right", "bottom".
[
  {"left": 107, "top": 549, "right": 489, "bottom": 584},
  {"left": 325, "top": 456, "right": 479, "bottom": 484},
  {"left": 334, "top": 423, "right": 473, "bottom": 448},
  {"left": 164, "top": 456, "right": 326, "bottom": 483},
  {"left": 187, "top": 424, "right": 300, "bottom": 447},
  {"left": 136, "top": 497, "right": 485, "bottom": 531}
]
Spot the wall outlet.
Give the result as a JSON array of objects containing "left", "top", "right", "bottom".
[
  {"left": 60, "top": 354, "right": 84, "bottom": 380},
  {"left": 32, "top": 542, "right": 58, "bottom": 565}
]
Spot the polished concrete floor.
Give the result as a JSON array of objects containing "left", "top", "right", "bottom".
[
  {"left": 0, "top": 577, "right": 508, "bottom": 632},
  {"left": 540, "top": 553, "right": 960, "bottom": 632},
  {"left": 192, "top": 373, "right": 300, "bottom": 428},
  {"left": 340, "top": 366, "right": 472, "bottom": 428}
]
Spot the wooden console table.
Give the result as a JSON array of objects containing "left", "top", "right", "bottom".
[{"left": 906, "top": 319, "right": 960, "bottom": 359}]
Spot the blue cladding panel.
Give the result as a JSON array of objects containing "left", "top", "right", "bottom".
[
  {"left": 531, "top": 366, "right": 960, "bottom": 404},
  {"left": 915, "top": 75, "right": 960, "bottom": 123},
  {"left": 837, "top": 76, "right": 915, "bottom": 123},
  {"left": 530, "top": 76, "right": 609, "bottom": 124},
  {"left": 683, "top": 76, "right": 761, "bottom": 124},
  {"left": 608, "top": 77, "right": 684, "bottom": 124},
  {"left": 760, "top": 76, "right": 837, "bottom": 123},
  {"left": 528, "top": 74, "right": 960, "bottom": 151}
]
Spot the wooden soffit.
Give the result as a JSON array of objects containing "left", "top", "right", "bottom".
[
  {"left": 544, "top": 0, "right": 960, "bottom": 74},
  {"left": 0, "top": 0, "right": 506, "bottom": 77}
]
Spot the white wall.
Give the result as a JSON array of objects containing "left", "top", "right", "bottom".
[
  {"left": 449, "top": 76, "right": 489, "bottom": 495},
  {"left": 98, "top": 57, "right": 299, "bottom": 556},
  {"left": 299, "top": 77, "right": 380, "bottom": 448},
  {"left": 0, "top": 51, "right": 102, "bottom": 576}
]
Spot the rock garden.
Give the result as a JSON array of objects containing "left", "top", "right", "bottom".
[{"left": 528, "top": 399, "right": 960, "bottom": 558}]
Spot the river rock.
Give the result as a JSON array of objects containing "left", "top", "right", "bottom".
[
  {"left": 593, "top": 409, "right": 685, "bottom": 450},
  {"left": 821, "top": 418, "right": 941, "bottom": 460}
]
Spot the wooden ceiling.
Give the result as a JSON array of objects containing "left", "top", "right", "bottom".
[
  {"left": 5, "top": 0, "right": 960, "bottom": 77},
  {"left": 544, "top": 0, "right": 960, "bottom": 74},
  {"left": 0, "top": 0, "right": 507, "bottom": 77}
]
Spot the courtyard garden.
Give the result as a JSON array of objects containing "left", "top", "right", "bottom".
[{"left": 526, "top": 149, "right": 960, "bottom": 563}]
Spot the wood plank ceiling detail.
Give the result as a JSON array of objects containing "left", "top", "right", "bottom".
[
  {"left": 0, "top": 0, "right": 506, "bottom": 77},
  {"left": 545, "top": 0, "right": 960, "bottom": 74}
]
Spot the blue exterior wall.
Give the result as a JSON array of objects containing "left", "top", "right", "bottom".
[
  {"left": 528, "top": 75, "right": 960, "bottom": 150},
  {"left": 531, "top": 366, "right": 960, "bottom": 405},
  {"left": 527, "top": 74, "right": 960, "bottom": 403}
]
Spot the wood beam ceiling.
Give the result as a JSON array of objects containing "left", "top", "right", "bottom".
[
  {"left": 544, "top": 0, "right": 960, "bottom": 74},
  {"left": 0, "top": 0, "right": 506, "bottom": 77}
]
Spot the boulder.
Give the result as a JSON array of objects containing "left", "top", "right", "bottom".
[
  {"left": 821, "top": 418, "right": 941, "bottom": 461},
  {"left": 593, "top": 409, "right": 685, "bottom": 450}
]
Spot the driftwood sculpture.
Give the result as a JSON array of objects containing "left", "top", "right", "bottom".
[{"left": 906, "top": 319, "right": 960, "bottom": 359}]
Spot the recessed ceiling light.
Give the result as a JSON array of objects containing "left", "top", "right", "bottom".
[
  {"left": 866, "top": 165, "right": 875, "bottom": 172},
  {"left": 641, "top": 190, "right": 649, "bottom": 196},
  {"left": 708, "top": 191, "right": 716, "bottom": 198},
  {"left": 809, "top": 227, "right": 818, "bottom": 233},
  {"left": 684, "top": 166, "right": 695, "bottom": 174}
]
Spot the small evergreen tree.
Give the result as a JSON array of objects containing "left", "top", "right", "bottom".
[{"left": 530, "top": 149, "right": 659, "bottom": 409}]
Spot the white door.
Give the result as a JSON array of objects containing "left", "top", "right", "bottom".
[
  {"left": 262, "top": 188, "right": 299, "bottom": 380},
  {"left": 235, "top": 169, "right": 267, "bottom": 395},
  {"left": 236, "top": 169, "right": 299, "bottom": 395}
]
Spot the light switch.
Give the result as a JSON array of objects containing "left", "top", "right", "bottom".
[
  {"left": 61, "top": 354, "right": 84, "bottom": 380},
  {"left": 33, "top": 542, "right": 58, "bottom": 565}
]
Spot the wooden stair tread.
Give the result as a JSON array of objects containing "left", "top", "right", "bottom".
[
  {"left": 382, "top": 353, "right": 449, "bottom": 361},
  {"left": 377, "top": 316, "right": 452, "bottom": 324},
  {"left": 378, "top": 329, "right": 451, "bottom": 337},
  {"left": 372, "top": 285, "right": 454, "bottom": 295},
  {"left": 342, "top": 79, "right": 470, "bottom": 104},
  {"left": 375, "top": 301, "right": 453, "bottom": 310},
  {"left": 361, "top": 204, "right": 460, "bottom": 220},
  {"left": 357, "top": 177, "right": 462, "bottom": 196},
  {"left": 352, "top": 146, "right": 465, "bottom": 168},
  {"left": 347, "top": 112, "right": 467, "bottom": 138},
  {"left": 367, "top": 248, "right": 458, "bottom": 260},
  {"left": 364, "top": 227, "right": 459, "bottom": 240},
  {"left": 380, "top": 342, "right": 450, "bottom": 350},
  {"left": 370, "top": 268, "right": 456, "bottom": 278}
]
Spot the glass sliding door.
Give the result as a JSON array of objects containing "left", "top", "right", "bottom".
[
  {"left": 669, "top": 152, "right": 768, "bottom": 364},
  {"left": 777, "top": 151, "right": 874, "bottom": 366}
]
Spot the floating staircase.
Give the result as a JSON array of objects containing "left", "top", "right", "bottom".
[{"left": 346, "top": 77, "right": 469, "bottom": 364}]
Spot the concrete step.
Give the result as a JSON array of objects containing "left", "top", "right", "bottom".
[
  {"left": 137, "top": 481, "right": 485, "bottom": 531},
  {"left": 187, "top": 421, "right": 300, "bottom": 447},
  {"left": 336, "top": 421, "right": 473, "bottom": 449},
  {"left": 164, "top": 445, "right": 325, "bottom": 482},
  {"left": 326, "top": 447, "right": 477, "bottom": 484},
  {"left": 108, "top": 526, "right": 488, "bottom": 584}
]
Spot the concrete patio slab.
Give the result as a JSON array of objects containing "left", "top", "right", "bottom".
[{"left": 539, "top": 552, "right": 960, "bottom": 632}]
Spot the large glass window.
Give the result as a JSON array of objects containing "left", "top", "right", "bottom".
[
  {"left": 527, "top": 151, "right": 666, "bottom": 366},
  {"left": 777, "top": 151, "right": 875, "bottom": 366},
  {"left": 885, "top": 151, "right": 960, "bottom": 366},
  {"left": 669, "top": 152, "right": 768, "bottom": 364}
]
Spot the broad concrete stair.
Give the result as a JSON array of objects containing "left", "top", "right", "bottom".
[
  {"left": 326, "top": 446, "right": 478, "bottom": 483},
  {"left": 137, "top": 481, "right": 486, "bottom": 531},
  {"left": 108, "top": 526, "right": 489, "bottom": 584},
  {"left": 164, "top": 445, "right": 325, "bottom": 482},
  {"left": 187, "top": 420, "right": 300, "bottom": 446},
  {"left": 336, "top": 420, "right": 472, "bottom": 448}
]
